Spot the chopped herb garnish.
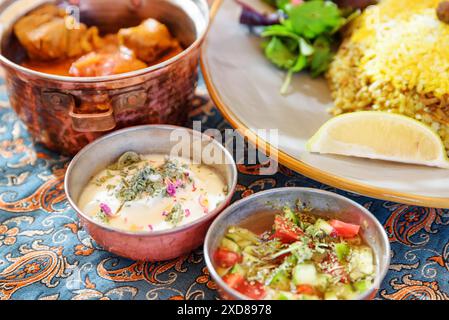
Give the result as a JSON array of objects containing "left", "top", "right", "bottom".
[
  {"left": 165, "top": 203, "right": 184, "bottom": 226},
  {"left": 110, "top": 155, "right": 191, "bottom": 214},
  {"left": 94, "top": 211, "right": 109, "bottom": 223}
]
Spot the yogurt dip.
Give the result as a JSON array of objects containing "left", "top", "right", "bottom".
[{"left": 78, "top": 152, "right": 227, "bottom": 232}]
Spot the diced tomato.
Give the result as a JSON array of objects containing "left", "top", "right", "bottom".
[
  {"left": 214, "top": 248, "right": 242, "bottom": 268},
  {"left": 270, "top": 216, "right": 303, "bottom": 244},
  {"left": 329, "top": 219, "right": 360, "bottom": 238},
  {"left": 238, "top": 281, "right": 266, "bottom": 300},
  {"left": 223, "top": 273, "right": 245, "bottom": 289},
  {"left": 270, "top": 230, "right": 299, "bottom": 244},
  {"left": 296, "top": 284, "right": 317, "bottom": 296},
  {"left": 223, "top": 274, "right": 266, "bottom": 299}
]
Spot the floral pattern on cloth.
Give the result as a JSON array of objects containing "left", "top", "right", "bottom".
[{"left": 0, "top": 77, "right": 448, "bottom": 300}]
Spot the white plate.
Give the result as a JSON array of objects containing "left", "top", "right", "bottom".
[{"left": 201, "top": 0, "right": 449, "bottom": 208}]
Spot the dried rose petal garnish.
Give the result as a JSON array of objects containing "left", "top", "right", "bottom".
[
  {"left": 166, "top": 182, "right": 176, "bottom": 197},
  {"left": 185, "top": 208, "right": 191, "bottom": 217},
  {"left": 100, "top": 203, "right": 113, "bottom": 217}
]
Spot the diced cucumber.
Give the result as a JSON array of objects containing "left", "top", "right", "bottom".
[
  {"left": 230, "top": 263, "right": 246, "bottom": 276},
  {"left": 314, "top": 218, "right": 334, "bottom": 235},
  {"left": 284, "top": 254, "right": 298, "bottom": 265},
  {"left": 301, "top": 294, "right": 320, "bottom": 300},
  {"left": 354, "top": 279, "right": 372, "bottom": 293},
  {"left": 283, "top": 206, "right": 299, "bottom": 225},
  {"left": 225, "top": 233, "right": 241, "bottom": 243},
  {"left": 337, "top": 284, "right": 357, "bottom": 300},
  {"left": 349, "top": 245, "right": 375, "bottom": 281},
  {"left": 292, "top": 263, "right": 318, "bottom": 286},
  {"left": 226, "top": 227, "right": 259, "bottom": 245},
  {"left": 276, "top": 291, "right": 296, "bottom": 300},
  {"left": 324, "top": 290, "right": 339, "bottom": 300},
  {"left": 269, "top": 254, "right": 297, "bottom": 291},
  {"left": 315, "top": 273, "right": 330, "bottom": 292},
  {"left": 275, "top": 291, "right": 319, "bottom": 300},
  {"left": 242, "top": 252, "right": 259, "bottom": 264},
  {"left": 269, "top": 270, "right": 290, "bottom": 291},
  {"left": 325, "top": 284, "right": 356, "bottom": 300},
  {"left": 335, "top": 242, "right": 350, "bottom": 262},
  {"left": 220, "top": 238, "right": 240, "bottom": 253}
]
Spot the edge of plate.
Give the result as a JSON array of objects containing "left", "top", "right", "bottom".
[{"left": 200, "top": 0, "right": 449, "bottom": 209}]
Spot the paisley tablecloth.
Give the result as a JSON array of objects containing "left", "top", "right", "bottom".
[{"left": 0, "top": 76, "right": 448, "bottom": 300}]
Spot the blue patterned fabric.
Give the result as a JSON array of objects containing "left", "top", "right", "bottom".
[{"left": 0, "top": 76, "right": 448, "bottom": 300}]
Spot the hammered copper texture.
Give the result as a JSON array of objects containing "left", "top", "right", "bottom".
[{"left": 3, "top": 49, "right": 199, "bottom": 155}]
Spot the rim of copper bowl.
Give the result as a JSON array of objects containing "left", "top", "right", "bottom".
[
  {"left": 203, "top": 187, "right": 391, "bottom": 300},
  {"left": 64, "top": 124, "right": 238, "bottom": 237},
  {"left": 0, "top": 0, "right": 210, "bottom": 83}
]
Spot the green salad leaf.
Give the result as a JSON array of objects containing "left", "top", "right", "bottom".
[
  {"left": 259, "top": 0, "right": 352, "bottom": 94},
  {"left": 288, "top": 1, "right": 346, "bottom": 39},
  {"left": 310, "top": 36, "right": 334, "bottom": 77},
  {"left": 264, "top": 37, "right": 298, "bottom": 69}
]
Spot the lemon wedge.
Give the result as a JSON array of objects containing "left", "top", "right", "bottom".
[{"left": 306, "top": 111, "right": 449, "bottom": 169}]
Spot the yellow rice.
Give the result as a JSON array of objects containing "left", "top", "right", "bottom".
[{"left": 326, "top": 0, "right": 449, "bottom": 156}]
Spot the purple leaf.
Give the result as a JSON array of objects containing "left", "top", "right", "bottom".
[{"left": 236, "top": 0, "right": 281, "bottom": 26}]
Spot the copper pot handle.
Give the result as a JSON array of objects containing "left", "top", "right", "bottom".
[{"left": 69, "top": 94, "right": 116, "bottom": 133}]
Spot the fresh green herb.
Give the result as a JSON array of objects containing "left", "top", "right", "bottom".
[
  {"left": 310, "top": 36, "right": 334, "bottom": 77},
  {"left": 260, "top": 0, "right": 354, "bottom": 94},
  {"left": 288, "top": 1, "right": 345, "bottom": 39},
  {"left": 165, "top": 203, "right": 184, "bottom": 226},
  {"left": 264, "top": 36, "right": 298, "bottom": 69}
]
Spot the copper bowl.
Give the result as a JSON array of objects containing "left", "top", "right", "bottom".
[
  {"left": 204, "top": 187, "right": 391, "bottom": 300},
  {"left": 0, "top": 0, "right": 209, "bottom": 155},
  {"left": 64, "top": 125, "right": 237, "bottom": 261}
]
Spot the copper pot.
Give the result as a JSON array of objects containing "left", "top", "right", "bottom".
[{"left": 0, "top": 0, "right": 210, "bottom": 155}]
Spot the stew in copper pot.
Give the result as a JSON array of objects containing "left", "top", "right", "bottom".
[{"left": 14, "top": 4, "right": 183, "bottom": 76}]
